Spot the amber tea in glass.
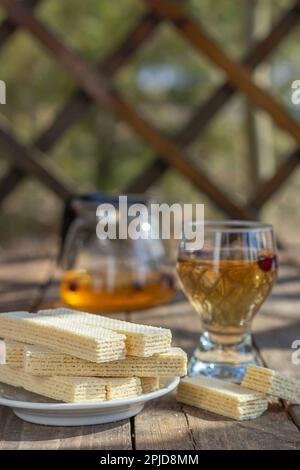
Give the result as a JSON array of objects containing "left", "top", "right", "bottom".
[{"left": 176, "top": 221, "right": 277, "bottom": 381}]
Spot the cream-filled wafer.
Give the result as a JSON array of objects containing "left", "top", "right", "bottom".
[
  {"left": 0, "top": 365, "right": 142, "bottom": 403},
  {"left": 38, "top": 308, "right": 172, "bottom": 357},
  {"left": 18, "top": 344, "right": 187, "bottom": 377},
  {"left": 177, "top": 376, "right": 268, "bottom": 421},
  {"left": 106, "top": 377, "right": 142, "bottom": 400},
  {"left": 140, "top": 377, "right": 159, "bottom": 393},
  {"left": 4, "top": 340, "right": 26, "bottom": 368},
  {"left": 242, "top": 364, "right": 300, "bottom": 403},
  {"left": 178, "top": 388, "right": 267, "bottom": 420},
  {"left": 0, "top": 364, "right": 106, "bottom": 403},
  {"left": 0, "top": 311, "right": 126, "bottom": 363}
]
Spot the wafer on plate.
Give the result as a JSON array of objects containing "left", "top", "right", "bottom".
[
  {"left": 7, "top": 342, "right": 187, "bottom": 377},
  {"left": 177, "top": 376, "right": 268, "bottom": 421},
  {"left": 4, "top": 340, "right": 24, "bottom": 368},
  {"left": 0, "top": 365, "right": 142, "bottom": 403},
  {"left": 105, "top": 377, "right": 142, "bottom": 400},
  {"left": 0, "top": 311, "right": 126, "bottom": 363},
  {"left": 140, "top": 377, "right": 160, "bottom": 393},
  {"left": 38, "top": 308, "right": 172, "bottom": 357},
  {"left": 242, "top": 364, "right": 300, "bottom": 403}
]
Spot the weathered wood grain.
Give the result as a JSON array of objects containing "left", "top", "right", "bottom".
[
  {"left": 253, "top": 315, "right": 300, "bottom": 379},
  {"left": 131, "top": 296, "right": 300, "bottom": 449},
  {"left": 260, "top": 261, "right": 300, "bottom": 318},
  {"left": 0, "top": 406, "right": 132, "bottom": 450},
  {"left": 184, "top": 405, "right": 300, "bottom": 450},
  {"left": 253, "top": 313, "right": 300, "bottom": 430},
  {"left": 0, "top": 245, "right": 300, "bottom": 448},
  {"left": 132, "top": 393, "right": 195, "bottom": 450},
  {"left": 0, "top": 241, "right": 56, "bottom": 312}
]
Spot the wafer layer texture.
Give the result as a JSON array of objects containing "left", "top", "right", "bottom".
[
  {"left": 140, "top": 377, "right": 160, "bottom": 393},
  {"left": 0, "top": 365, "right": 142, "bottom": 403},
  {"left": 0, "top": 311, "right": 126, "bottom": 363},
  {"left": 177, "top": 376, "right": 268, "bottom": 420},
  {"left": 242, "top": 364, "right": 300, "bottom": 403},
  {"left": 8, "top": 342, "right": 187, "bottom": 377},
  {"left": 4, "top": 340, "right": 25, "bottom": 368},
  {"left": 38, "top": 308, "right": 172, "bottom": 357}
]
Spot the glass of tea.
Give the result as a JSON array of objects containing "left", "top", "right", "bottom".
[
  {"left": 60, "top": 195, "right": 176, "bottom": 313},
  {"left": 176, "top": 220, "right": 277, "bottom": 382}
]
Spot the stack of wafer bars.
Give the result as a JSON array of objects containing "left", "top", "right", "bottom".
[
  {"left": 0, "top": 308, "right": 187, "bottom": 403},
  {"left": 177, "top": 364, "right": 300, "bottom": 421}
]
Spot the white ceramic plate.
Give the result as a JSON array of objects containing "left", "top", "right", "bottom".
[{"left": 0, "top": 376, "right": 180, "bottom": 426}]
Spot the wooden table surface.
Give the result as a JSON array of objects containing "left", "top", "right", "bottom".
[{"left": 0, "top": 241, "right": 300, "bottom": 450}]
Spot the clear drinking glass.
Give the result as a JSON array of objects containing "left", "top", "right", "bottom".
[{"left": 176, "top": 220, "right": 277, "bottom": 382}]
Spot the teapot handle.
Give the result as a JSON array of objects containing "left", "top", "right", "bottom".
[{"left": 60, "top": 216, "right": 86, "bottom": 269}]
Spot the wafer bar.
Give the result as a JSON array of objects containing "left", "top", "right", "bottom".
[
  {"left": 177, "top": 376, "right": 268, "bottom": 420},
  {"left": 0, "top": 365, "right": 142, "bottom": 403},
  {"left": 4, "top": 340, "right": 25, "bottom": 368},
  {"left": 242, "top": 364, "right": 300, "bottom": 403},
  {"left": 14, "top": 344, "right": 187, "bottom": 377},
  {"left": 0, "top": 364, "right": 106, "bottom": 403},
  {"left": 38, "top": 308, "right": 172, "bottom": 357},
  {"left": 0, "top": 311, "right": 126, "bottom": 363},
  {"left": 140, "top": 377, "right": 159, "bottom": 393},
  {"left": 106, "top": 377, "right": 142, "bottom": 400}
]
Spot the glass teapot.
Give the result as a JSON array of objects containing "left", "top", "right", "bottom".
[{"left": 59, "top": 193, "right": 176, "bottom": 313}]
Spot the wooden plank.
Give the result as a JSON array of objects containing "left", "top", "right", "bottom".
[
  {"left": 0, "top": 124, "right": 74, "bottom": 200},
  {"left": 253, "top": 314, "right": 300, "bottom": 379},
  {"left": 0, "top": 407, "right": 132, "bottom": 450},
  {"left": 127, "top": 1, "right": 300, "bottom": 192},
  {"left": 129, "top": 305, "right": 196, "bottom": 450},
  {"left": 0, "top": 248, "right": 299, "bottom": 447},
  {"left": 0, "top": 244, "right": 133, "bottom": 450},
  {"left": 145, "top": 0, "right": 300, "bottom": 148},
  {"left": 184, "top": 405, "right": 300, "bottom": 449},
  {"left": 290, "top": 406, "right": 300, "bottom": 430},
  {"left": 0, "top": 335, "right": 131, "bottom": 450},
  {"left": 0, "top": 0, "right": 251, "bottom": 219},
  {"left": 133, "top": 393, "right": 195, "bottom": 450},
  {"left": 0, "top": 239, "right": 56, "bottom": 312},
  {"left": 130, "top": 301, "right": 300, "bottom": 449},
  {"left": 253, "top": 312, "right": 300, "bottom": 431},
  {"left": 261, "top": 262, "right": 300, "bottom": 318},
  {"left": 247, "top": 254, "right": 300, "bottom": 428}
]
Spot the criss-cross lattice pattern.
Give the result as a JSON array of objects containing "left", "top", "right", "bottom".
[{"left": 0, "top": 0, "right": 299, "bottom": 220}]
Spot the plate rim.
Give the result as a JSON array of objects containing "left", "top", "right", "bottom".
[{"left": 0, "top": 376, "right": 180, "bottom": 410}]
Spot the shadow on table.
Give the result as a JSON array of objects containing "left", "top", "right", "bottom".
[
  {"left": 133, "top": 397, "right": 300, "bottom": 450},
  {"left": 254, "top": 318, "right": 300, "bottom": 351},
  {"left": 0, "top": 406, "right": 132, "bottom": 448}
]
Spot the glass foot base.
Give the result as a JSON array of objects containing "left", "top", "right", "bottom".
[{"left": 188, "top": 332, "right": 258, "bottom": 383}]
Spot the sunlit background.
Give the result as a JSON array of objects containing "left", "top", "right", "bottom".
[{"left": 0, "top": 0, "right": 300, "bottom": 248}]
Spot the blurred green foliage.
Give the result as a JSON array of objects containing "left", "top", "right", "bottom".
[{"left": 0, "top": 0, "right": 300, "bottom": 243}]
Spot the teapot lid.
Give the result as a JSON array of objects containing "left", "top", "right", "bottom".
[{"left": 60, "top": 192, "right": 150, "bottom": 248}]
